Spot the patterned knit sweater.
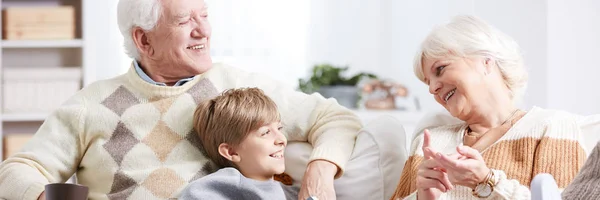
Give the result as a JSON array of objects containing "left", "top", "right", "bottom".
[
  {"left": 391, "top": 107, "right": 591, "bottom": 200},
  {"left": 0, "top": 63, "right": 362, "bottom": 200}
]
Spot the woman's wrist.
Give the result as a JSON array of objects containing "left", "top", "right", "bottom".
[
  {"left": 472, "top": 167, "right": 492, "bottom": 189},
  {"left": 467, "top": 167, "right": 491, "bottom": 189}
]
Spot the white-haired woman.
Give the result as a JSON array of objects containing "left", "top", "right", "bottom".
[{"left": 391, "top": 15, "right": 599, "bottom": 200}]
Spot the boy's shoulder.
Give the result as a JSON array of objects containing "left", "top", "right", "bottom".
[
  {"left": 192, "top": 167, "right": 243, "bottom": 186},
  {"left": 179, "top": 168, "right": 243, "bottom": 199}
]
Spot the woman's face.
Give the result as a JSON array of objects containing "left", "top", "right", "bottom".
[{"left": 421, "top": 56, "right": 492, "bottom": 119}]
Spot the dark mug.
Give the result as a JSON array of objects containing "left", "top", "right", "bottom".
[{"left": 45, "top": 183, "right": 88, "bottom": 200}]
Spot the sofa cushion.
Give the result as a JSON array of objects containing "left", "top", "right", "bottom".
[{"left": 284, "top": 116, "right": 408, "bottom": 199}]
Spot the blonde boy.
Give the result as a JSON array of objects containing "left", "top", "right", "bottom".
[{"left": 180, "top": 88, "right": 291, "bottom": 199}]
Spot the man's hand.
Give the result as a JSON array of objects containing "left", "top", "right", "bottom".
[
  {"left": 38, "top": 191, "right": 46, "bottom": 200},
  {"left": 298, "top": 160, "right": 338, "bottom": 200}
]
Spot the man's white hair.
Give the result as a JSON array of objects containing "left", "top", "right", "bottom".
[
  {"left": 414, "top": 15, "right": 528, "bottom": 102},
  {"left": 117, "top": 0, "right": 163, "bottom": 60}
]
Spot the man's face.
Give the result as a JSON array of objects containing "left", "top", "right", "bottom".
[{"left": 146, "top": 0, "right": 212, "bottom": 74}]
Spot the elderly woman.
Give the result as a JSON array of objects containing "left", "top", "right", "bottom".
[{"left": 390, "top": 15, "right": 598, "bottom": 200}]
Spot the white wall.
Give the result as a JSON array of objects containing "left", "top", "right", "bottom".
[
  {"left": 547, "top": 0, "right": 600, "bottom": 115},
  {"left": 388, "top": 0, "right": 473, "bottom": 111},
  {"left": 207, "top": 0, "right": 310, "bottom": 88},
  {"left": 85, "top": 0, "right": 130, "bottom": 83},
  {"left": 474, "top": 0, "right": 548, "bottom": 110},
  {"left": 306, "top": 0, "right": 389, "bottom": 79}
]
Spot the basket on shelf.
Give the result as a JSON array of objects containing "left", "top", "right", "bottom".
[
  {"left": 2, "top": 67, "right": 81, "bottom": 113},
  {"left": 2, "top": 6, "right": 75, "bottom": 40}
]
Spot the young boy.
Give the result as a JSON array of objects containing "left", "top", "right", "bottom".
[{"left": 180, "top": 88, "right": 294, "bottom": 200}]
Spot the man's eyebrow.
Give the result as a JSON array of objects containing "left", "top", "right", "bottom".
[{"left": 174, "top": 11, "right": 191, "bottom": 19}]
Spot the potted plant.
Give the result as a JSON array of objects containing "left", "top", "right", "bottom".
[{"left": 298, "top": 64, "right": 376, "bottom": 108}]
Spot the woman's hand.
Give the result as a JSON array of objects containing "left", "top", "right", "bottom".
[
  {"left": 433, "top": 145, "right": 490, "bottom": 189},
  {"left": 416, "top": 130, "right": 454, "bottom": 200}
]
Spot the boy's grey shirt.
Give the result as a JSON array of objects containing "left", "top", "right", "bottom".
[{"left": 180, "top": 167, "right": 298, "bottom": 200}]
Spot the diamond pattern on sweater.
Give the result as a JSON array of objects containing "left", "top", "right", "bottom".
[
  {"left": 103, "top": 122, "right": 140, "bottom": 165},
  {"left": 101, "top": 86, "right": 140, "bottom": 116},
  {"left": 187, "top": 78, "right": 219, "bottom": 104},
  {"left": 201, "top": 161, "right": 217, "bottom": 174},
  {"left": 150, "top": 96, "right": 177, "bottom": 115},
  {"left": 162, "top": 95, "right": 197, "bottom": 137},
  {"left": 142, "top": 168, "right": 186, "bottom": 198},
  {"left": 188, "top": 160, "right": 217, "bottom": 183},
  {"left": 128, "top": 186, "right": 162, "bottom": 200},
  {"left": 142, "top": 120, "right": 184, "bottom": 162},
  {"left": 107, "top": 171, "right": 138, "bottom": 200},
  {"left": 185, "top": 129, "right": 205, "bottom": 155}
]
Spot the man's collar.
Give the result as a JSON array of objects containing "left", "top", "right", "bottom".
[{"left": 133, "top": 60, "right": 194, "bottom": 86}]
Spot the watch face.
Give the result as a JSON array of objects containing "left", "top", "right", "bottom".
[{"left": 476, "top": 183, "right": 492, "bottom": 197}]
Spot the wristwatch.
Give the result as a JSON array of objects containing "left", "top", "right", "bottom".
[{"left": 473, "top": 169, "right": 497, "bottom": 198}]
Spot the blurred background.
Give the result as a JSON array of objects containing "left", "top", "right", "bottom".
[{"left": 0, "top": 0, "right": 599, "bottom": 159}]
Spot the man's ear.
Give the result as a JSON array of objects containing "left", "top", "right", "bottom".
[
  {"left": 218, "top": 143, "right": 241, "bottom": 163},
  {"left": 132, "top": 27, "right": 154, "bottom": 57},
  {"left": 483, "top": 57, "right": 495, "bottom": 75}
]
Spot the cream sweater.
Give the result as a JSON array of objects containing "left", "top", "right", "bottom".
[
  {"left": 391, "top": 107, "right": 593, "bottom": 200},
  {"left": 0, "top": 63, "right": 362, "bottom": 200}
]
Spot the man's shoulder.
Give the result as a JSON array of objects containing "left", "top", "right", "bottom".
[{"left": 74, "top": 74, "right": 130, "bottom": 102}]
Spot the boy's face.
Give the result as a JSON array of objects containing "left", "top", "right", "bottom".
[{"left": 234, "top": 122, "right": 287, "bottom": 180}]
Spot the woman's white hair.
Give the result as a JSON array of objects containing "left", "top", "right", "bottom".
[
  {"left": 117, "top": 0, "right": 163, "bottom": 60},
  {"left": 414, "top": 15, "right": 528, "bottom": 102}
]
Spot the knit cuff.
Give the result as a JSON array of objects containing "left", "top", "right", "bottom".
[
  {"left": 23, "top": 182, "right": 45, "bottom": 200},
  {"left": 491, "top": 169, "right": 530, "bottom": 199},
  {"left": 308, "top": 145, "right": 349, "bottom": 179}
]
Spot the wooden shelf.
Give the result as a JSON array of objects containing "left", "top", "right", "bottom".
[
  {"left": 2, "top": 113, "right": 48, "bottom": 122},
  {"left": 2, "top": 39, "right": 84, "bottom": 48}
]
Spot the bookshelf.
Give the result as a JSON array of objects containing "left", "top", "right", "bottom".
[{"left": 0, "top": 0, "right": 96, "bottom": 162}]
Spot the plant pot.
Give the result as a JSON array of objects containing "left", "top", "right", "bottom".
[{"left": 318, "top": 86, "right": 359, "bottom": 108}]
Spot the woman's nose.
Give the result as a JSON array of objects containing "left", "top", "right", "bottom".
[{"left": 429, "top": 80, "right": 442, "bottom": 94}]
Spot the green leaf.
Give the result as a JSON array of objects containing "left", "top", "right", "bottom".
[{"left": 298, "top": 63, "right": 378, "bottom": 94}]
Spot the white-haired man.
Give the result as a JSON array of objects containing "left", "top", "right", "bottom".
[{"left": 0, "top": 0, "right": 361, "bottom": 199}]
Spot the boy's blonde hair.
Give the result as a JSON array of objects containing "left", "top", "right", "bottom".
[{"left": 193, "top": 87, "right": 281, "bottom": 168}]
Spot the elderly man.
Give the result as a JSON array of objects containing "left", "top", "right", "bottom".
[{"left": 0, "top": 0, "right": 361, "bottom": 199}]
